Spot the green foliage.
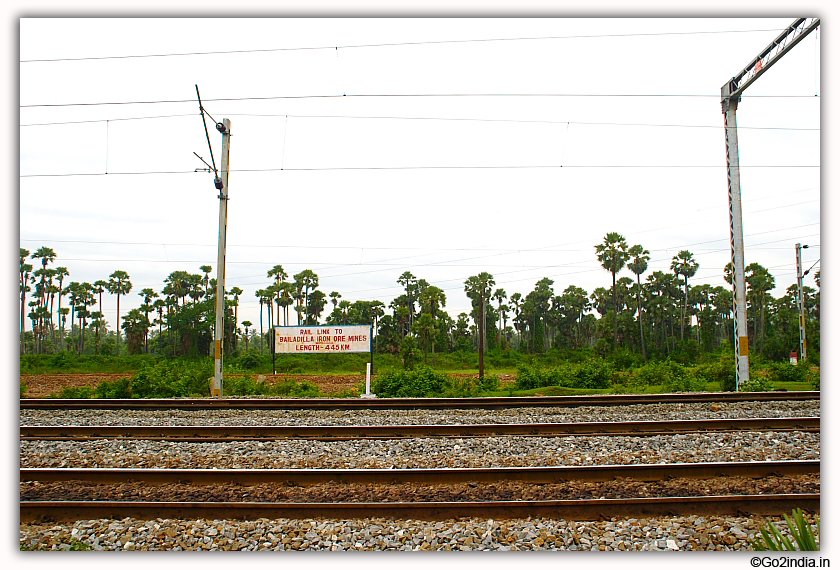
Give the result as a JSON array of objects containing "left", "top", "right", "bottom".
[
  {"left": 696, "top": 353, "right": 736, "bottom": 391},
  {"left": 233, "top": 348, "right": 266, "bottom": 370},
  {"left": 606, "top": 347, "right": 645, "bottom": 369},
  {"left": 808, "top": 367, "right": 820, "bottom": 390},
  {"left": 56, "top": 386, "right": 94, "bottom": 399},
  {"left": 400, "top": 336, "right": 422, "bottom": 370},
  {"left": 268, "top": 379, "right": 322, "bottom": 398},
  {"left": 20, "top": 381, "right": 27, "bottom": 398},
  {"left": 131, "top": 359, "right": 212, "bottom": 398},
  {"left": 739, "top": 374, "right": 773, "bottom": 393},
  {"left": 751, "top": 509, "right": 819, "bottom": 551},
  {"left": 766, "top": 362, "right": 809, "bottom": 384},
  {"left": 515, "top": 360, "right": 616, "bottom": 391},
  {"left": 478, "top": 373, "right": 500, "bottom": 392},
  {"left": 372, "top": 366, "right": 450, "bottom": 398},
  {"left": 48, "top": 350, "right": 76, "bottom": 369},
  {"left": 668, "top": 340, "right": 702, "bottom": 365},
  {"left": 93, "top": 376, "right": 133, "bottom": 399},
  {"left": 622, "top": 360, "right": 705, "bottom": 393}
]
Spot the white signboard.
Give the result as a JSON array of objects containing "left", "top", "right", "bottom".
[{"left": 274, "top": 325, "right": 372, "bottom": 354}]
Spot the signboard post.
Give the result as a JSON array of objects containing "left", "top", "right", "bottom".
[{"left": 273, "top": 325, "right": 375, "bottom": 397}]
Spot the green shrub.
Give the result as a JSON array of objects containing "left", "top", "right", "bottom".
[
  {"left": 752, "top": 509, "right": 819, "bottom": 551},
  {"left": 697, "top": 356, "right": 736, "bottom": 391},
  {"left": 48, "top": 350, "right": 76, "bottom": 369},
  {"left": 515, "top": 361, "right": 614, "bottom": 391},
  {"left": 400, "top": 336, "right": 422, "bottom": 370},
  {"left": 739, "top": 374, "right": 772, "bottom": 392},
  {"left": 235, "top": 349, "right": 265, "bottom": 370},
  {"left": 130, "top": 360, "right": 212, "bottom": 398},
  {"left": 20, "top": 381, "right": 27, "bottom": 398},
  {"left": 373, "top": 366, "right": 449, "bottom": 398},
  {"left": 766, "top": 362, "right": 809, "bottom": 384},
  {"left": 631, "top": 360, "right": 705, "bottom": 393},
  {"left": 56, "top": 386, "right": 94, "bottom": 399},
  {"left": 93, "top": 376, "right": 133, "bottom": 399},
  {"left": 478, "top": 374, "right": 500, "bottom": 392},
  {"left": 266, "top": 379, "right": 322, "bottom": 398},
  {"left": 808, "top": 367, "right": 820, "bottom": 390},
  {"left": 442, "top": 376, "right": 479, "bottom": 398},
  {"left": 574, "top": 359, "right": 616, "bottom": 389}
]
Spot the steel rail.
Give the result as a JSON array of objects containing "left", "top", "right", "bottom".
[
  {"left": 19, "top": 417, "right": 820, "bottom": 441},
  {"left": 19, "top": 391, "right": 819, "bottom": 411},
  {"left": 20, "top": 460, "right": 819, "bottom": 486},
  {"left": 19, "top": 493, "right": 820, "bottom": 523}
]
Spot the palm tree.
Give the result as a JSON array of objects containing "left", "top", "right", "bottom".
[
  {"left": 330, "top": 291, "right": 342, "bottom": 313},
  {"left": 255, "top": 289, "right": 267, "bottom": 353},
  {"left": 745, "top": 263, "right": 775, "bottom": 354},
  {"left": 595, "top": 232, "right": 630, "bottom": 351},
  {"left": 267, "top": 265, "right": 288, "bottom": 324},
  {"left": 199, "top": 265, "right": 213, "bottom": 296},
  {"left": 492, "top": 288, "right": 507, "bottom": 346},
  {"left": 464, "top": 272, "right": 495, "bottom": 379},
  {"left": 138, "top": 288, "right": 158, "bottom": 353},
  {"left": 20, "top": 248, "right": 32, "bottom": 354},
  {"left": 107, "top": 270, "right": 133, "bottom": 356},
  {"left": 627, "top": 244, "right": 650, "bottom": 359},
  {"left": 419, "top": 285, "right": 447, "bottom": 363},
  {"left": 242, "top": 320, "right": 253, "bottom": 350},
  {"left": 53, "top": 267, "right": 70, "bottom": 351},
  {"left": 229, "top": 286, "right": 243, "bottom": 350},
  {"left": 293, "top": 269, "right": 319, "bottom": 325},
  {"left": 670, "top": 250, "right": 699, "bottom": 340}
]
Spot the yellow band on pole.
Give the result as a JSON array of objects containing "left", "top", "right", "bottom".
[{"left": 739, "top": 336, "right": 749, "bottom": 356}]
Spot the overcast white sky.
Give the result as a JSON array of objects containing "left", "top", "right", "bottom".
[{"left": 19, "top": 17, "right": 821, "bottom": 332}]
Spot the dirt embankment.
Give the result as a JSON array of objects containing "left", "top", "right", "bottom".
[{"left": 20, "top": 373, "right": 516, "bottom": 398}]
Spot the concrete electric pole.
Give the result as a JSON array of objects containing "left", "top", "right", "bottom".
[{"left": 212, "top": 118, "right": 231, "bottom": 397}]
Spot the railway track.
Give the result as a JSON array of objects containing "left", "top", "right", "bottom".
[
  {"left": 20, "top": 460, "right": 820, "bottom": 522},
  {"left": 20, "top": 494, "right": 819, "bottom": 523},
  {"left": 20, "top": 460, "right": 820, "bottom": 485},
  {"left": 19, "top": 391, "right": 819, "bottom": 411},
  {"left": 19, "top": 417, "right": 820, "bottom": 441}
]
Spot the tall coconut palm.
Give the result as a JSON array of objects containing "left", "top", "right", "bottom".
[
  {"left": 595, "top": 233, "right": 630, "bottom": 352},
  {"left": 627, "top": 244, "right": 650, "bottom": 359},
  {"left": 107, "top": 270, "right": 132, "bottom": 356},
  {"left": 670, "top": 250, "right": 699, "bottom": 340}
]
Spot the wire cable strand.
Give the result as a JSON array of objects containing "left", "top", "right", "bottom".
[{"left": 19, "top": 27, "right": 794, "bottom": 63}]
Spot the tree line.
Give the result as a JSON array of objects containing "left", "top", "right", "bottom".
[{"left": 20, "top": 234, "right": 819, "bottom": 368}]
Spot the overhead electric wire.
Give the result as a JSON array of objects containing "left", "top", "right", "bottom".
[
  {"left": 19, "top": 112, "right": 819, "bottom": 131},
  {"left": 19, "top": 163, "right": 819, "bottom": 178},
  {"left": 20, "top": 92, "right": 818, "bottom": 109},
  {"left": 19, "top": 27, "right": 797, "bottom": 63}
]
